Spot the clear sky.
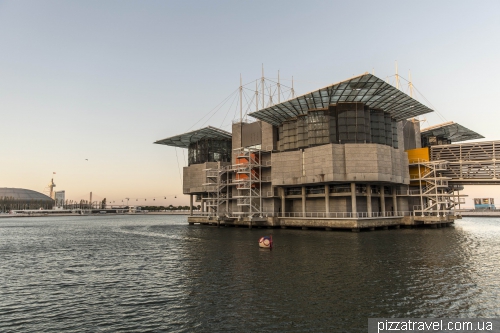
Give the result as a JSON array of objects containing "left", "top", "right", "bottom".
[{"left": 1, "top": 0, "right": 499, "bottom": 207}]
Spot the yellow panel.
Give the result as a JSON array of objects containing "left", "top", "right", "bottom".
[
  {"left": 406, "top": 147, "right": 429, "bottom": 163},
  {"left": 406, "top": 148, "right": 430, "bottom": 185}
]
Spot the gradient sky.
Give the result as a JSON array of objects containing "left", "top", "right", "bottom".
[{"left": 1, "top": 0, "right": 499, "bottom": 207}]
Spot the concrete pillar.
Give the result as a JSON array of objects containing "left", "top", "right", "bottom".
[
  {"left": 189, "top": 194, "right": 193, "bottom": 216},
  {"left": 302, "top": 186, "right": 306, "bottom": 215},
  {"left": 380, "top": 186, "right": 385, "bottom": 215},
  {"left": 201, "top": 199, "right": 205, "bottom": 213},
  {"left": 392, "top": 186, "right": 398, "bottom": 215},
  {"left": 351, "top": 183, "right": 357, "bottom": 216},
  {"left": 325, "top": 185, "right": 330, "bottom": 214},
  {"left": 367, "top": 184, "right": 372, "bottom": 217},
  {"left": 280, "top": 187, "right": 286, "bottom": 217}
]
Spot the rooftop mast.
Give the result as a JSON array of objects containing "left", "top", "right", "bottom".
[
  {"left": 409, "top": 70, "right": 414, "bottom": 98},
  {"left": 261, "top": 64, "right": 265, "bottom": 109},
  {"left": 239, "top": 74, "right": 243, "bottom": 122},
  {"left": 255, "top": 80, "right": 258, "bottom": 112},
  {"left": 277, "top": 70, "right": 281, "bottom": 103},
  {"left": 395, "top": 60, "right": 400, "bottom": 90}
]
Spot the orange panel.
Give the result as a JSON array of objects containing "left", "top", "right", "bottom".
[
  {"left": 406, "top": 147, "right": 430, "bottom": 163},
  {"left": 406, "top": 148, "right": 431, "bottom": 185}
]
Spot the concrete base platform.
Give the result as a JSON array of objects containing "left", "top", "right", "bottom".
[{"left": 187, "top": 214, "right": 456, "bottom": 231}]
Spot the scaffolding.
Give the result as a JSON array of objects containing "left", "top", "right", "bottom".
[
  {"left": 203, "top": 165, "right": 230, "bottom": 217},
  {"left": 409, "top": 159, "right": 465, "bottom": 216},
  {"left": 232, "top": 147, "right": 263, "bottom": 218}
]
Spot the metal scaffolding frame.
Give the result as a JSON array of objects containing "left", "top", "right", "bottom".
[
  {"left": 202, "top": 165, "right": 230, "bottom": 217},
  {"left": 232, "top": 147, "right": 263, "bottom": 218},
  {"left": 409, "top": 159, "right": 465, "bottom": 216}
]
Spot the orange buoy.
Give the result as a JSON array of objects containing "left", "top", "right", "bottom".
[{"left": 258, "top": 235, "right": 273, "bottom": 249}]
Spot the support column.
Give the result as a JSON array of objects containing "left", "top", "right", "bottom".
[
  {"left": 392, "top": 186, "right": 398, "bottom": 215},
  {"left": 201, "top": 199, "right": 205, "bottom": 213},
  {"left": 302, "top": 186, "right": 306, "bottom": 215},
  {"left": 189, "top": 194, "right": 193, "bottom": 216},
  {"left": 351, "top": 183, "right": 357, "bottom": 216},
  {"left": 281, "top": 187, "right": 286, "bottom": 217},
  {"left": 325, "top": 185, "right": 330, "bottom": 215},
  {"left": 380, "top": 186, "right": 386, "bottom": 216},
  {"left": 367, "top": 184, "right": 372, "bottom": 217}
]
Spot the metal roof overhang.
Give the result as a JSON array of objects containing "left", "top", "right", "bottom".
[
  {"left": 421, "top": 121, "right": 484, "bottom": 143},
  {"left": 248, "top": 73, "right": 434, "bottom": 126},
  {"left": 154, "top": 126, "right": 232, "bottom": 148}
]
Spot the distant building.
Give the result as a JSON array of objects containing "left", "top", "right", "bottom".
[
  {"left": 54, "top": 190, "right": 66, "bottom": 209},
  {"left": 0, "top": 188, "right": 54, "bottom": 211}
]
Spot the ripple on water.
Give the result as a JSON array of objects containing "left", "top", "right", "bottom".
[{"left": 0, "top": 216, "right": 499, "bottom": 332}]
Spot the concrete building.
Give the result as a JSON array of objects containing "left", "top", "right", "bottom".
[
  {"left": 155, "top": 73, "right": 492, "bottom": 231},
  {"left": 54, "top": 190, "right": 66, "bottom": 210}
]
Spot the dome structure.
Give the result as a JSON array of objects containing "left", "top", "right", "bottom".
[{"left": 0, "top": 188, "right": 54, "bottom": 211}]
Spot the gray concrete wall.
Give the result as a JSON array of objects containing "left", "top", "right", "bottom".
[
  {"left": 271, "top": 150, "right": 303, "bottom": 185},
  {"left": 183, "top": 162, "right": 217, "bottom": 194},
  {"left": 329, "top": 197, "right": 349, "bottom": 212},
  {"left": 344, "top": 144, "right": 408, "bottom": 183},
  {"left": 397, "top": 120, "right": 405, "bottom": 151},
  {"left": 305, "top": 198, "right": 326, "bottom": 212},
  {"left": 232, "top": 123, "right": 242, "bottom": 164},
  {"left": 408, "top": 196, "right": 421, "bottom": 212},
  {"left": 371, "top": 197, "right": 380, "bottom": 213},
  {"left": 280, "top": 195, "right": 402, "bottom": 214},
  {"left": 290, "top": 199, "right": 302, "bottom": 213},
  {"left": 183, "top": 162, "right": 231, "bottom": 195},
  {"left": 271, "top": 143, "right": 409, "bottom": 186},
  {"left": 356, "top": 197, "right": 368, "bottom": 213},
  {"left": 261, "top": 121, "right": 275, "bottom": 151},
  {"left": 415, "top": 120, "right": 421, "bottom": 149}
]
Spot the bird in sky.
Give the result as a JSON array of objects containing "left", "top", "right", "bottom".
[{"left": 85, "top": 159, "right": 88, "bottom": 161}]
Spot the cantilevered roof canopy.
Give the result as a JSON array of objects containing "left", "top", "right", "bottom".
[
  {"left": 421, "top": 121, "right": 484, "bottom": 143},
  {"left": 154, "top": 126, "right": 232, "bottom": 149},
  {"left": 249, "top": 73, "right": 433, "bottom": 126}
]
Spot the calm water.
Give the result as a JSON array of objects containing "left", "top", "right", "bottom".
[{"left": 0, "top": 215, "right": 499, "bottom": 332}]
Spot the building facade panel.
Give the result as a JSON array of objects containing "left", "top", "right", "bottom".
[{"left": 272, "top": 143, "right": 409, "bottom": 186}]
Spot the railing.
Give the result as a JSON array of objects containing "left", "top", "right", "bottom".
[
  {"left": 209, "top": 209, "right": 498, "bottom": 218},
  {"left": 275, "top": 211, "right": 412, "bottom": 218},
  {"left": 205, "top": 170, "right": 219, "bottom": 178},
  {"left": 330, "top": 187, "right": 351, "bottom": 193},
  {"left": 306, "top": 188, "right": 325, "bottom": 195},
  {"left": 237, "top": 198, "right": 250, "bottom": 205},
  {"left": 195, "top": 212, "right": 217, "bottom": 217},
  {"left": 397, "top": 188, "right": 426, "bottom": 195}
]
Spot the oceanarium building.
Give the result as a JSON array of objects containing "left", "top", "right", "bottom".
[{"left": 156, "top": 73, "right": 490, "bottom": 230}]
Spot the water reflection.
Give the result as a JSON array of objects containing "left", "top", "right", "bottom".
[
  {"left": 0, "top": 216, "right": 498, "bottom": 333},
  {"left": 180, "top": 222, "right": 499, "bottom": 332}
]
